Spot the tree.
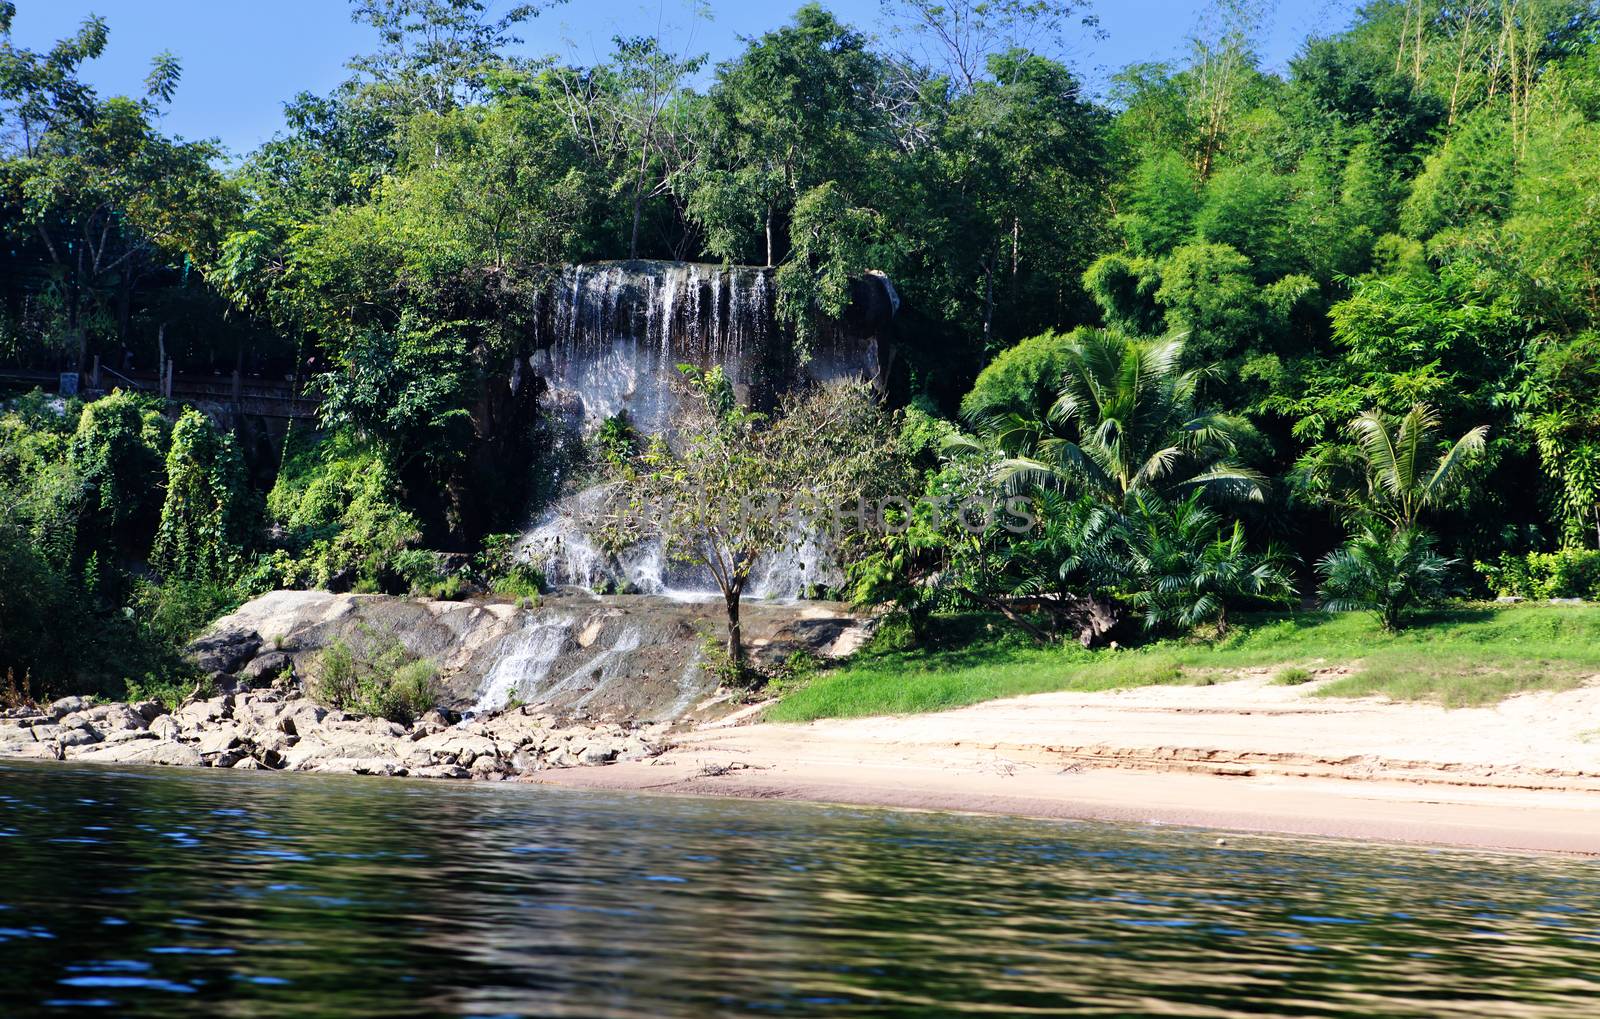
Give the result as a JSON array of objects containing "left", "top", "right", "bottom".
[
  {"left": 1120, "top": 490, "right": 1295, "bottom": 635},
  {"left": 0, "top": 11, "right": 229, "bottom": 368},
  {"left": 966, "top": 329, "right": 1265, "bottom": 510},
  {"left": 1306, "top": 403, "right": 1488, "bottom": 531},
  {"left": 684, "top": 5, "right": 887, "bottom": 267},
  {"left": 608, "top": 368, "right": 897, "bottom": 670},
  {"left": 151, "top": 410, "right": 247, "bottom": 583},
  {"left": 346, "top": 0, "right": 565, "bottom": 115},
  {"left": 1318, "top": 525, "right": 1455, "bottom": 631},
  {"left": 880, "top": 0, "right": 1098, "bottom": 93}
]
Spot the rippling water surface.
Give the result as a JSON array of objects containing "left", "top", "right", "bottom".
[{"left": 2, "top": 762, "right": 1598, "bottom": 1017}]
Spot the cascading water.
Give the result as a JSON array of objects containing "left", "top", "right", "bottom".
[
  {"left": 472, "top": 614, "right": 578, "bottom": 714},
  {"left": 521, "top": 259, "right": 889, "bottom": 601}
]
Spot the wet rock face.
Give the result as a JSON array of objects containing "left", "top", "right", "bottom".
[{"left": 204, "top": 590, "right": 875, "bottom": 721}]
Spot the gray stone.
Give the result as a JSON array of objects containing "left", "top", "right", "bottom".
[
  {"left": 71, "top": 740, "right": 202, "bottom": 767},
  {"left": 131, "top": 700, "right": 166, "bottom": 722},
  {"left": 232, "top": 756, "right": 264, "bottom": 770},
  {"left": 174, "top": 696, "right": 231, "bottom": 729},
  {"left": 148, "top": 715, "right": 182, "bottom": 740},
  {"left": 410, "top": 731, "right": 498, "bottom": 766},
  {"left": 97, "top": 728, "right": 156, "bottom": 746},
  {"left": 239, "top": 651, "right": 293, "bottom": 683},
  {"left": 85, "top": 703, "right": 146, "bottom": 732},
  {"left": 186, "top": 628, "right": 263, "bottom": 675},
  {"left": 580, "top": 744, "right": 617, "bottom": 766},
  {"left": 0, "top": 740, "right": 59, "bottom": 760},
  {"left": 48, "top": 696, "right": 90, "bottom": 720},
  {"left": 410, "top": 763, "right": 471, "bottom": 780}
]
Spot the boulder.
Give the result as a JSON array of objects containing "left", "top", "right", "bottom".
[
  {"left": 71, "top": 740, "right": 202, "bottom": 767},
  {"left": 410, "top": 731, "right": 498, "bottom": 767},
  {"left": 148, "top": 716, "right": 182, "bottom": 740},
  {"left": 306, "top": 757, "right": 406, "bottom": 777},
  {"left": 97, "top": 728, "right": 156, "bottom": 746},
  {"left": 1, "top": 740, "right": 59, "bottom": 761},
  {"left": 410, "top": 763, "right": 471, "bottom": 780},
  {"left": 47, "top": 696, "right": 91, "bottom": 721},
  {"left": 239, "top": 651, "right": 294, "bottom": 684},
  {"left": 186, "top": 628, "right": 263, "bottom": 676},
  {"left": 173, "top": 696, "right": 232, "bottom": 730},
  {"left": 232, "top": 756, "right": 264, "bottom": 770},
  {"left": 85, "top": 703, "right": 147, "bottom": 732},
  {"left": 131, "top": 700, "right": 166, "bottom": 723},
  {"left": 56, "top": 727, "right": 101, "bottom": 749}
]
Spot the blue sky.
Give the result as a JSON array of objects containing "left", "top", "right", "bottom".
[{"left": 8, "top": 0, "right": 1357, "bottom": 158}]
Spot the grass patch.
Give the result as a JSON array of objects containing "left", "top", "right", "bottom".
[
  {"left": 1272, "top": 667, "right": 1314, "bottom": 686},
  {"left": 1313, "top": 655, "right": 1590, "bottom": 708},
  {"left": 769, "top": 603, "right": 1600, "bottom": 721}
]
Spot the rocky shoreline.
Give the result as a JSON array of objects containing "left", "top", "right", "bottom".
[{"left": 0, "top": 689, "right": 671, "bottom": 779}]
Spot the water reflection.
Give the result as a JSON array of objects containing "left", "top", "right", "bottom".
[{"left": 0, "top": 761, "right": 1597, "bottom": 1017}]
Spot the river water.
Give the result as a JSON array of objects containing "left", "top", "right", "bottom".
[{"left": 1, "top": 762, "right": 1597, "bottom": 1018}]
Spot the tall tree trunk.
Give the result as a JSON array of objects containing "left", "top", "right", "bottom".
[{"left": 724, "top": 584, "right": 745, "bottom": 669}]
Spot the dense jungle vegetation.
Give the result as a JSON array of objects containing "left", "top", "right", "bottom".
[{"left": 4, "top": 0, "right": 1600, "bottom": 699}]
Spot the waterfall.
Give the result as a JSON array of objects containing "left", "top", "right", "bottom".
[
  {"left": 471, "top": 614, "right": 578, "bottom": 714},
  {"left": 523, "top": 259, "right": 886, "bottom": 601}
]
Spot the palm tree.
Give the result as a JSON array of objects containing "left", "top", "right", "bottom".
[
  {"left": 1318, "top": 526, "right": 1456, "bottom": 632},
  {"left": 1311, "top": 404, "right": 1489, "bottom": 531},
  {"left": 957, "top": 329, "right": 1264, "bottom": 511},
  {"left": 1120, "top": 491, "right": 1297, "bottom": 636}
]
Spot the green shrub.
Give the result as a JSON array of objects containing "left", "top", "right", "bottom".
[
  {"left": 309, "top": 631, "right": 439, "bottom": 725},
  {"left": 1319, "top": 526, "right": 1456, "bottom": 631},
  {"left": 475, "top": 532, "right": 544, "bottom": 599},
  {"left": 1477, "top": 550, "right": 1600, "bottom": 600},
  {"left": 151, "top": 409, "right": 248, "bottom": 583},
  {"left": 1273, "top": 666, "right": 1313, "bottom": 686}
]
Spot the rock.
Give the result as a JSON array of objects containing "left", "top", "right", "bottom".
[
  {"left": 1495, "top": 595, "right": 1524, "bottom": 604},
  {"left": 71, "top": 740, "right": 202, "bottom": 767},
  {"left": 148, "top": 716, "right": 182, "bottom": 740},
  {"left": 1, "top": 740, "right": 59, "bottom": 761},
  {"left": 97, "top": 728, "right": 156, "bottom": 746},
  {"left": 239, "top": 651, "right": 294, "bottom": 684},
  {"left": 85, "top": 703, "right": 147, "bottom": 732},
  {"left": 186, "top": 628, "right": 264, "bottom": 675},
  {"left": 410, "top": 731, "right": 498, "bottom": 767},
  {"left": 278, "top": 703, "right": 327, "bottom": 738},
  {"left": 410, "top": 764, "right": 471, "bottom": 780},
  {"left": 306, "top": 757, "right": 406, "bottom": 777},
  {"left": 174, "top": 696, "right": 232, "bottom": 729},
  {"left": 48, "top": 696, "right": 90, "bottom": 721},
  {"left": 194, "top": 728, "right": 243, "bottom": 757},
  {"left": 580, "top": 744, "right": 617, "bottom": 766},
  {"left": 55, "top": 726, "right": 100, "bottom": 748},
  {"left": 282, "top": 732, "right": 403, "bottom": 771},
  {"left": 469, "top": 754, "right": 506, "bottom": 779},
  {"left": 232, "top": 756, "right": 264, "bottom": 770},
  {"left": 131, "top": 700, "right": 166, "bottom": 722}
]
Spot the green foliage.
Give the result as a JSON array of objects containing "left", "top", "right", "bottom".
[
  {"left": 1318, "top": 526, "right": 1456, "bottom": 632},
  {"left": 1477, "top": 550, "right": 1600, "bottom": 600},
  {"left": 473, "top": 531, "right": 544, "bottom": 600},
  {"left": 67, "top": 390, "right": 167, "bottom": 565},
  {"left": 151, "top": 409, "right": 247, "bottom": 582},
  {"left": 310, "top": 631, "right": 439, "bottom": 725},
  {"left": 966, "top": 329, "right": 1264, "bottom": 510},
  {"left": 1272, "top": 666, "right": 1313, "bottom": 685},
  {"left": 1120, "top": 491, "right": 1297, "bottom": 635},
  {"left": 266, "top": 429, "right": 422, "bottom": 590},
  {"left": 958, "top": 329, "right": 1075, "bottom": 426}
]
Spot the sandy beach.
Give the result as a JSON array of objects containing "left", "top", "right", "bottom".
[{"left": 534, "top": 672, "right": 1600, "bottom": 854}]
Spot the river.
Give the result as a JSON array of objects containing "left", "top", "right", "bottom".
[{"left": 1, "top": 761, "right": 1597, "bottom": 1017}]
